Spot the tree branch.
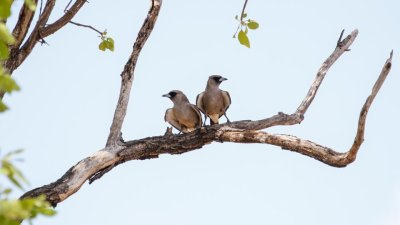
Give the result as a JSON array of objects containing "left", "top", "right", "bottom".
[
  {"left": 68, "top": 21, "right": 103, "bottom": 36},
  {"left": 4, "top": 0, "right": 55, "bottom": 74},
  {"left": 4, "top": 0, "right": 86, "bottom": 74},
  {"left": 11, "top": 0, "right": 39, "bottom": 49},
  {"left": 240, "top": 0, "right": 248, "bottom": 21},
  {"left": 345, "top": 50, "right": 393, "bottom": 161},
  {"left": 106, "top": 0, "right": 163, "bottom": 147},
  {"left": 40, "top": 0, "right": 87, "bottom": 37},
  {"left": 20, "top": 27, "right": 393, "bottom": 208}
]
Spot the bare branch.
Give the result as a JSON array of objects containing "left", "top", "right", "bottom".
[
  {"left": 41, "top": 0, "right": 87, "bottom": 37},
  {"left": 346, "top": 50, "right": 393, "bottom": 161},
  {"left": 11, "top": 0, "right": 39, "bottom": 49},
  {"left": 295, "top": 29, "right": 358, "bottom": 116},
  {"left": 240, "top": 0, "right": 249, "bottom": 20},
  {"left": 106, "top": 0, "right": 163, "bottom": 147},
  {"left": 4, "top": 0, "right": 56, "bottom": 74},
  {"left": 14, "top": 6, "right": 391, "bottom": 211},
  {"left": 3, "top": 0, "right": 86, "bottom": 75},
  {"left": 68, "top": 21, "right": 103, "bottom": 36},
  {"left": 64, "top": 0, "right": 74, "bottom": 12},
  {"left": 21, "top": 39, "right": 393, "bottom": 206},
  {"left": 222, "top": 30, "right": 359, "bottom": 131}
]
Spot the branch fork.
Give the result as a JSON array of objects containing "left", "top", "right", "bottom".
[{"left": 19, "top": 0, "right": 393, "bottom": 211}]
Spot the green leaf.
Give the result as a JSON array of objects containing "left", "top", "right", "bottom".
[
  {"left": 24, "top": 0, "right": 36, "bottom": 11},
  {"left": 0, "top": 23, "right": 15, "bottom": 44},
  {"left": 0, "top": 74, "right": 21, "bottom": 93},
  {"left": 0, "top": 100, "right": 8, "bottom": 112},
  {"left": 0, "top": 41, "right": 9, "bottom": 59},
  {"left": 4, "top": 149, "right": 24, "bottom": 159},
  {"left": 247, "top": 21, "right": 259, "bottom": 30},
  {"left": 35, "top": 207, "right": 56, "bottom": 216},
  {"left": 2, "top": 188, "right": 12, "bottom": 195},
  {"left": 0, "top": 0, "right": 12, "bottom": 19},
  {"left": 98, "top": 38, "right": 114, "bottom": 52},
  {"left": 105, "top": 37, "right": 114, "bottom": 51},
  {"left": 238, "top": 30, "right": 250, "bottom": 48},
  {"left": 235, "top": 15, "right": 238, "bottom": 20},
  {"left": 98, "top": 40, "right": 106, "bottom": 51},
  {"left": 242, "top": 13, "right": 247, "bottom": 19}
]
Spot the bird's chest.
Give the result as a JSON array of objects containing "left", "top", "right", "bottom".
[
  {"left": 203, "top": 92, "right": 223, "bottom": 111},
  {"left": 173, "top": 106, "right": 195, "bottom": 125}
]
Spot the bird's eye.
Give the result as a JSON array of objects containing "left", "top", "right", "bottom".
[
  {"left": 213, "top": 76, "right": 221, "bottom": 82},
  {"left": 169, "top": 91, "right": 177, "bottom": 98}
]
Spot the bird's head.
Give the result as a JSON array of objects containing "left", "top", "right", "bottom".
[
  {"left": 207, "top": 75, "right": 228, "bottom": 89},
  {"left": 162, "top": 90, "right": 189, "bottom": 104}
]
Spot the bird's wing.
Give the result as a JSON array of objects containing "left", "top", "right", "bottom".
[
  {"left": 222, "top": 91, "right": 231, "bottom": 111},
  {"left": 196, "top": 92, "right": 206, "bottom": 114},
  {"left": 190, "top": 104, "right": 203, "bottom": 128},
  {"left": 164, "top": 108, "right": 182, "bottom": 132}
]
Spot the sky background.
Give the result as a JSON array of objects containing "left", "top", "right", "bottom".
[{"left": 1, "top": 0, "right": 400, "bottom": 224}]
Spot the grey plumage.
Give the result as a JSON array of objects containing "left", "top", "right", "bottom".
[
  {"left": 162, "top": 90, "right": 202, "bottom": 133},
  {"left": 196, "top": 75, "right": 231, "bottom": 125}
]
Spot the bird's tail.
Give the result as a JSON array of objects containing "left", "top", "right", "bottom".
[{"left": 209, "top": 114, "right": 219, "bottom": 125}]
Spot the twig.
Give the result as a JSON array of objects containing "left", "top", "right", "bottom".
[
  {"left": 64, "top": 0, "right": 73, "bottom": 13},
  {"left": 39, "top": 0, "right": 43, "bottom": 17},
  {"left": 69, "top": 21, "right": 103, "bottom": 35},
  {"left": 240, "top": 0, "right": 249, "bottom": 21}
]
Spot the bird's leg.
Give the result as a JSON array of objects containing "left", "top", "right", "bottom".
[
  {"left": 202, "top": 114, "right": 208, "bottom": 126},
  {"left": 224, "top": 113, "right": 231, "bottom": 123}
]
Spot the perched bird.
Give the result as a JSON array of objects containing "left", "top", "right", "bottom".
[
  {"left": 162, "top": 90, "right": 202, "bottom": 133},
  {"left": 196, "top": 75, "right": 231, "bottom": 125}
]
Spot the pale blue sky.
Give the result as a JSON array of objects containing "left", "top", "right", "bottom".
[{"left": 1, "top": 1, "right": 400, "bottom": 225}]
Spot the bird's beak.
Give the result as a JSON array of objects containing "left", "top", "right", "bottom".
[
  {"left": 219, "top": 77, "right": 228, "bottom": 82},
  {"left": 162, "top": 93, "right": 171, "bottom": 98}
]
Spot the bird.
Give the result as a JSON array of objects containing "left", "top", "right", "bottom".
[
  {"left": 196, "top": 75, "right": 231, "bottom": 125},
  {"left": 162, "top": 90, "right": 203, "bottom": 133}
]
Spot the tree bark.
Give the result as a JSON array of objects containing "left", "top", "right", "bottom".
[{"left": 20, "top": 23, "right": 393, "bottom": 210}]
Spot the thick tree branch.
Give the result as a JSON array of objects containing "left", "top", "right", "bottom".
[
  {"left": 4, "top": 0, "right": 86, "bottom": 75},
  {"left": 4, "top": 0, "right": 55, "bottom": 74},
  {"left": 11, "top": 0, "right": 39, "bottom": 49},
  {"left": 106, "top": 0, "right": 163, "bottom": 147},
  {"left": 20, "top": 26, "right": 393, "bottom": 208},
  {"left": 40, "top": 0, "right": 86, "bottom": 37}
]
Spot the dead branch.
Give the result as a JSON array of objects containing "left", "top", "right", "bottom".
[
  {"left": 20, "top": 25, "right": 393, "bottom": 209},
  {"left": 13, "top": 0, "right": 392, "bottom": 213},
  {"left": 106, "top": 0, "right": 163, "bottom": 147}
]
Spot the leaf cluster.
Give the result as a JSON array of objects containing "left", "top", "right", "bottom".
[
  {"left": 0, "top": 3, "right": 56, "bottom": 224},
  {"left": 233, "top": 12, "right": 259, "bottom": 48},
  {"left": 0, "top": 150, "right": 56, "bottom": 225},
  {"left": 98, "top": 30, "right": 114, "bottom": 52},
  {"left": 0, "top": 0, "right": 19, "bottom": 112}
]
